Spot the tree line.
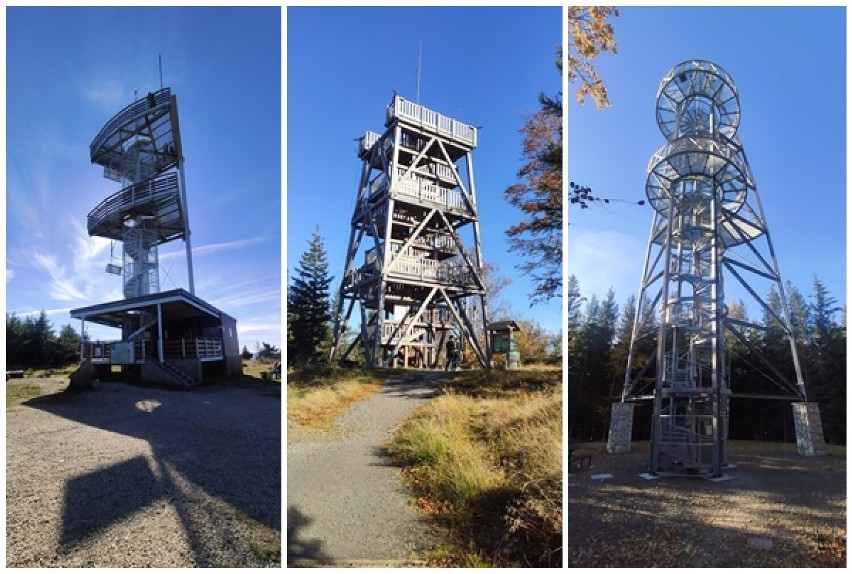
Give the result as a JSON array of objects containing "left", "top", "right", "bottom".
[
  {"left": 568, "top": 274, "right": 846, "bottom": 445},
  {"left": 6, "top": 312, "right": 84, "bottom": 370},
  {"left": 287, "top": 229, "right": 561, "bottom": 368}
]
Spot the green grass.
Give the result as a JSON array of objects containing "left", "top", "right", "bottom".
[
  {"left": 201, "top": 360, "right": 282, "bottom": 397},
  {"left": 387, "top": 369, "right": 563, "bottom": 567},
  {"left": 6, "top": 383, "right": 44, "bottom": 406},
  {"left": 826, "top": 444, "right": 846, "bottom": 459},
  {"left": 14, "top": 364, "right": 78, "bottom": 378},
  {"left": 233, "top": 511, "right": 280, "bottom": 564}
]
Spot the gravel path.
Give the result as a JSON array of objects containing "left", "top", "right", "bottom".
[
  {"left": 287, "top": 371, "right": 446, "bottom": 566},
  {"left": 6, "top": 378, "right": 281, "bottom": 567},
  {"left": 568, "top": 441, "right": 846, "bottom": 567}
]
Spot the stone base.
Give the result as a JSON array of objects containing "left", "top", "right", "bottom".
[
  {"left": 607, "top": 402, "right": 635, "bottom": 454},
  {"left": 792, "top": 402, "right": 827, "bottom": 456},
  {"left": 68, "top": 361, "right": 94, "bottom": 390}
]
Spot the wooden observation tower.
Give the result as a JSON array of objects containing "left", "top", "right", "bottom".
[{"left": 330, "top": 95, "right": 489, "bottom": 368}]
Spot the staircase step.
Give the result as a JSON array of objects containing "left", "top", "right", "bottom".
[{"left": 159, "top": 361, "right": 198, "bottom": 388}]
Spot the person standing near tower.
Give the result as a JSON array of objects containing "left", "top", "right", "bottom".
[{"left": 445, "top": 335, "right": 458, "bottom": 371}]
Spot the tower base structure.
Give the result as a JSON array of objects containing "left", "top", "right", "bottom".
[
  {"left": 607, "top": 402, "right": 635, "bottom": 454},
  {"left": 792, "top": 402, "right": 827, "bottom": 456}
]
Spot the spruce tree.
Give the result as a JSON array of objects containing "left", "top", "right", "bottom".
[{"left": 287, "top": 228, "right": 334, "bottom": 365}]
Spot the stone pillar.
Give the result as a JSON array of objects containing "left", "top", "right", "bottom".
[
  {"left": 607, "top": 402, "right": 635, "bottom": 454},
  {"left": 68, "top": 360, "right": 94, "bottom": 390},
  {"left": 792, "top": 402, "right": 827, "bottom": 456}
]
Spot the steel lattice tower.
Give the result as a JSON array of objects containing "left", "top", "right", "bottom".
[
  {"left": 330, "top": 95, "right": 489, "bottom": 368},
  {"left": 609, "top": 60, "right": 825, "bottom": 476}
]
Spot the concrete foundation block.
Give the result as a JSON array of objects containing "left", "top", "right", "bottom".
[
  {"left": 607, "top": 402, "right": 635, "bottom": 454},
  {"left": 792, "top": 402, "right": 827, "bottom": 456}
]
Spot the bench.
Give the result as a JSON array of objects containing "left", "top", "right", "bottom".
[
  {"left": 568, "top": 447, "right": 592, "bottom": 470},
  {"left": 6, "top": 370, "right": 24, "bottom": 381}
]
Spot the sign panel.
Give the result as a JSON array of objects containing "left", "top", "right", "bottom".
[
  {"left": 110, "top": 341, "right": 134, "bottom": 364},
  {"left": 493, "top": 333, "right": 510, "bottom": 354}
]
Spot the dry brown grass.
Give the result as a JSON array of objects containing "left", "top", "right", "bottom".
[
  {"left": 286, "top": 366, "right": 389, "bottom": 428},
  {"left": 388, "top": 368, "right": 563, "bottom": 567}
]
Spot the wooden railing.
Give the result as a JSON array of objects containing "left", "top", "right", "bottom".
[
  {"left": 393, "top": 171, "right": 466, "bottom": 210},
  {"left": 359, "top": 131, "right": 382, "bottom": 156},
  {"left": 386, "top": 95, "right": 477, "bottom": 147},
  {"left": 368, "top": 168, "right": 466, "bottom": 211},
  {"left": 163, "top": 337, "right": 223, "bottom": 359}
]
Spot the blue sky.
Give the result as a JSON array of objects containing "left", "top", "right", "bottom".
[
  {"left": 6, "top": 6, "right": 282, "bottom": 350},
  {"left": 287, "top": 6, "right": 563, "bottom": 335},
  {"left": 568, "top": 6, "right": 847, "bottom": 320}
]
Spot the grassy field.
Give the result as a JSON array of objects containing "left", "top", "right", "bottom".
[
  {"left": 387, "top": 368, "right": 562, "bottom": 567},
  {"left": 6, "top": 361, "right": 281, "bottom": 402},
  {"left": 6, "top": 383, "right": 45, "bottom": 407},
  {"left": 286, "top": 366, "right": 394, "bottom": 428}
]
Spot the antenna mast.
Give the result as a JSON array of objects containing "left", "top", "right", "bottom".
[
  {"left": 159, "top": 54, "right": 163, "bottom": 90},
  {"left": 416, "top": 40, "right": 422, "bottom": 104}
]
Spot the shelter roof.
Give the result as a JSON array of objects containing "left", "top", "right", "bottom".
[
  {"left": 70, "top": 289, "right": 234, "bottom": 329},
  {"left": 486, "top": 320, "right": 520, "bottom": 332}
]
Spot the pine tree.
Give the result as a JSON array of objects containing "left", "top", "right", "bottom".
[
  {"left": 287, "top": 228, "right": 334, "bottom": 366},
  {"left": 806, "top": 276, "right": 845, "bottom": 443},
  {"left": 56, "top": 324, "right": 81, "bottom": 365}
]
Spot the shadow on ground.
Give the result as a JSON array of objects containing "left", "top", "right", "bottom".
[
  {"left": 286, "top": 505, "right": 332, "bottom": 565},
  {"left": 378, "top": 371, "right": 444, "bottom": 400},
  {"left": 567, "top": 441, "right": 846, "bottom": 567},
  {"left": 21, "top": 381, "right": 281, "bottom": 566}
]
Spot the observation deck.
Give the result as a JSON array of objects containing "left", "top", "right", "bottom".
[
  {"left": 90, "top": 87, "right": 182, "bottom": 177},
  {"left": 87, "top": 173, "right": 185, "bottom": 243},
  {"left": 385, "top": 95, "right": 477, "bottom": 148}
]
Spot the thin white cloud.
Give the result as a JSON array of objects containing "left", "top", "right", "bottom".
[
  {"left": 80, "top": 80, "right": 129, "bottom": 114},
  {"left": 209, "top": 289, "right": 281, "bottom": 311},
  {"left": 68, "top": 215, "right": 111, "bottom": 266},
  {"left": 7, "top": 269, "right": 15, "bottom": 283},
  {"left": 10, "top": 306, "right": 75, "bottom": 318},
  {"left": 31, "top": 252, "right": 87, "bottom": 302},
  {"left": 237, "top": 321, "right": 282, "bottom": 334},
  {"left": 159, "top": 237, "right": 268, "bottom": 261}
]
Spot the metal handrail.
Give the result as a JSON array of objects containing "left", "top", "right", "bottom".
[
  {"left": 87, "top": 173, "right": 183, "bottom": 239},
  {"left": 91, "top": 88, "right": 172, "bottom": 163}
]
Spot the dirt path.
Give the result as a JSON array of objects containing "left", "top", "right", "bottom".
[
  {"left": 568, "top": 441, "right": 846, "bottom": 567},
  {"left": 286, "top": 371, "right": 446, "bottom": 566}
]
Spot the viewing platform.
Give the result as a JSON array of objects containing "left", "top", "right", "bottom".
[
  {"left": 87, "top": 173, "right": 184, "bottom": 242},
  {"left": 90, "top": 87, "right": 180, "bottom": 174},
  {"left": 386, "top": 95, "right": 477, "bottom": 148}
]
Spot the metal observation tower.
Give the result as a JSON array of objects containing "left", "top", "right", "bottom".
[
  {"left": 88, "top": 87, "right": 193, "bottom": 296},
  {"left": 329, "top": 95, "right": 489, "bottom": 368},
  {"left": 70, "top": 87, "right": 242, "bottom": 388},
  {"left": 608, "top": 60, "right": 825, "bottom": 476}
]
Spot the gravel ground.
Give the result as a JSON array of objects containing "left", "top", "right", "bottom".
[
  {"left": 6, "top": 378, "right": 281, "bottom": 567},
  {"left": 568, "top": 441, "right": 846, "bottom": 567},
  {"left": 287, "top": 371, "right": 446, "bottom": 566}
]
